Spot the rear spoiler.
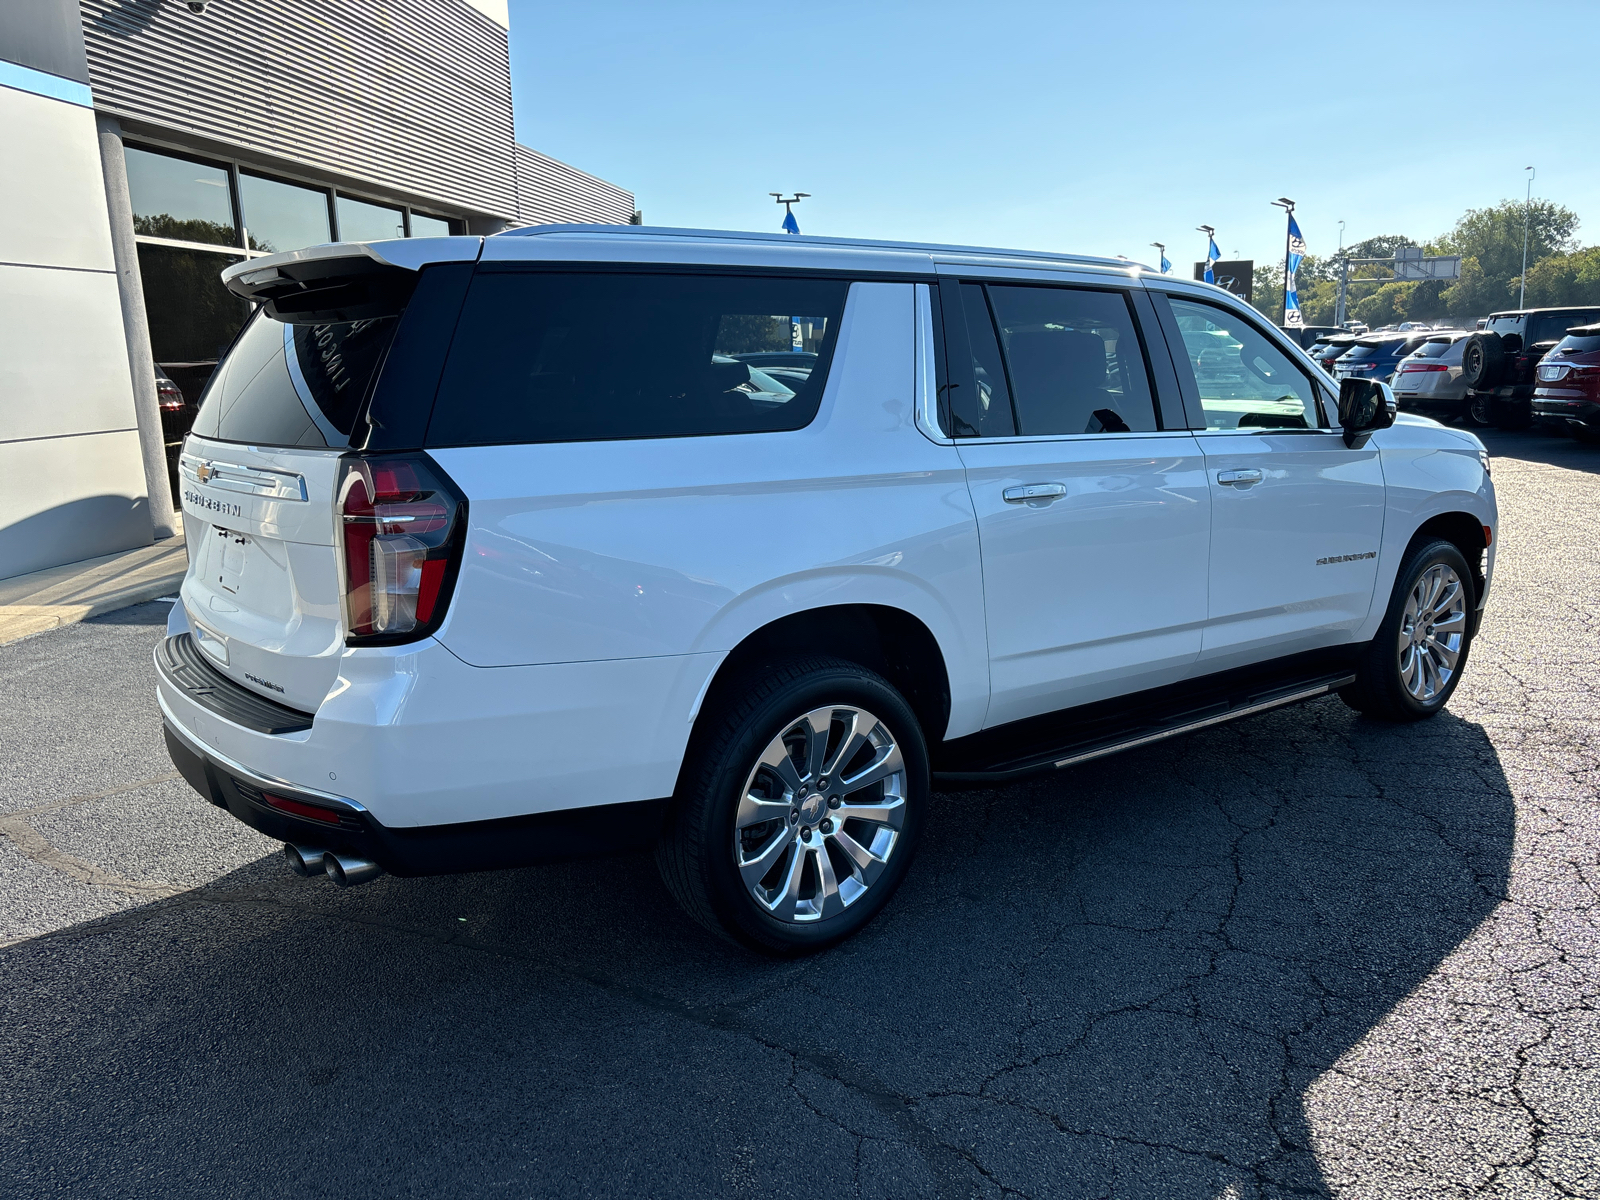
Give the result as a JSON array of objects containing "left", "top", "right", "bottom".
[{"left": 221, "top": 237, "right": 483, "bottom": 324}]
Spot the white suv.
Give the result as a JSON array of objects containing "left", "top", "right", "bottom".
[{"left": 156, "top": 226, "right": 1498, "bottom": 952}]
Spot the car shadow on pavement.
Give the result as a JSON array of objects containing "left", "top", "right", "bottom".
[
  {"left": 1478, "top": 425, "right": 1600, "bottom": 474},
  {"left": 0, "top": 699, "right": 1511, "bottom": 1199}
]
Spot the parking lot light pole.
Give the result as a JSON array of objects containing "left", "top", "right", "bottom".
[{"left": 1520, "top": 166, "right": 1535, "bottom": 309}]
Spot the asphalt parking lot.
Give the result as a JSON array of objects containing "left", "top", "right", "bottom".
[{"left": 2, "top": 428, "right": 1596, "bottom": 1200}]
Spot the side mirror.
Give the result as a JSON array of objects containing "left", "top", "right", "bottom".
[{"left": 1338, "top": 377, "right": 1397, "bottom": 447}]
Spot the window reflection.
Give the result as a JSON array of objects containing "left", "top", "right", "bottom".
[
  {"left": 125, "top": 146, "right": 236, "bottom": 246},
  {"left": 337, "top": 195, "right": 406, "bottom": 242},
  {"left": 239, "top": 172, "right": 331, "bottom": 253},
  {"left": 136, "top": 244, "right": 248, "bottom": 364},
  {"left": 408, "top": 212, "right": 452, "bottom": 238}
]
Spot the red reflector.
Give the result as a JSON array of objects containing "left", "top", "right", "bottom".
[
  {"left": 1483, "top": 525, "right": 1493, "bottom": 547},
  {"left": 415, "top": 557, "right": 447, "bottom": 623},
  {"left": 264, "top": 792, "right": 342, "bottom": 825}
]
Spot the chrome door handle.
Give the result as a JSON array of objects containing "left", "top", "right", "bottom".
[
  {"left": 1216, "top": 469, "right": 1263, "bottom": 486},
  {"left": 1002, "top": 483, "right": 1068, "bottom": 503}
]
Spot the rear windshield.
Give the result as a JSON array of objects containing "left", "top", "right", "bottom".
[
  {"left": 190, "top": 312, "right": 397, "bottom": 447},
  {"left": 1414, "top": 338, "right": 1462, "bottom": 359},
  {"left": 1554, "top": 333, "right": 1600, "bottom": 354},
  {"left": 1341, "top": 342, "right": 1399, "bottom": 361},
  {"left": 427, "top": 272, "right": 849, "bottom": 447}
]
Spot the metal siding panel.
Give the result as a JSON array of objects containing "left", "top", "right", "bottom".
[
  {"left": 514, "top": 144, "right": 633, "bottom": 226},
  {"left": 80, "top": 0, "right": 517, "bottom": 217}
]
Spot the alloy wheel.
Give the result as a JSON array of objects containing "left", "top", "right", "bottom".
[
  {"left": 1397, "top": 564, "right": 1467, "bottom": 703},
  {"left": 733, "top": 705, "right": 906, "bottom": 923}
]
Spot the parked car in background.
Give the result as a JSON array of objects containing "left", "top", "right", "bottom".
[
  {"left": 1460, "top": 306, "right": 1600, "bottom": 428},
  {"left": 157, "top": 365, "right": 198, "bottom": 500},
  {"left": 1391, "top": 333, "right": 1485, "bottom": 425},
  {"left": 1532, "top": 322, "right": 1600, "bottom": 443},
  {"left": 1335, "top": 331, "right": 1444, "bottom": 385},
  {"left": 1311, "top": 333, "right": 1358, "bottom": 374},
  {"left": 1279, "top": 324, "right": 1346, "bottom": 350}
]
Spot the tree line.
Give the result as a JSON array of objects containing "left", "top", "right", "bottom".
[{"left": 1249, "top": 199, "right": 1597, "bottom": 327}]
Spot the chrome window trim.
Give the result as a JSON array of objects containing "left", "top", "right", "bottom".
[{"left": 913, "top": 283, "right": 951, "bottom": 445}]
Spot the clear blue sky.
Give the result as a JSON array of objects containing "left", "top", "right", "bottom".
[{"left": 508, "top": 0, "right": 1599, "bottom": 271}]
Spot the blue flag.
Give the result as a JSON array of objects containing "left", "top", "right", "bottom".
[
  {"left": 1160, "top": 251, "right": 1172, "bottom": 274},
  {"left": 1284, "top": 215, "right": 1307, "bottom": 327},
  {"left": 781, "top": 208, "right": 800, "bottom": 235},
  {"left": 1204, "top": 235, "right": 1220, "bottom": 284}
]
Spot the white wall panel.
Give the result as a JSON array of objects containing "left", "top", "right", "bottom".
[
  {"left": 0, "top": 430, "right": 150, "bottom": 578},
  {"left": 0, "top": 262, "right": 138, "bottom": 442},
  {"left": 0, "top": 85, "right": 114, "bottom": 271}
]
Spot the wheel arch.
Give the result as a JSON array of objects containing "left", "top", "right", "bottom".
[
  {"left": 1409, "top": 510, "right": 1490, "bottom": 603},
  {"left": 690, "top": 604, "right": 953, "bottom": 749}
]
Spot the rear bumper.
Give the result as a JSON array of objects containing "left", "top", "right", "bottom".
[
  {"left": 155, "top": 632, "right": 723, "bottom": 830},
  {"left": 1532, "top": 397, "right": 1600, "bottom": 427},
  {"left": 162, "top": 719, "right": 666, "bottom": 875}
]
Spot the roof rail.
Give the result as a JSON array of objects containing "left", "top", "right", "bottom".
[{"left": 497, "top": 222, "right": 1151, "bottom": 273}]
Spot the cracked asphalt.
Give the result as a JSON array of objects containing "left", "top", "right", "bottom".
[{"left": 2, "top": 428, "right": 1596, "bottom": 1199}]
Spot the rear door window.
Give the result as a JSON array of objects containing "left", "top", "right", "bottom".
[
  {"left": 1531, "top": 312, "right": 1600, "bottom": 344},
  {"left": 425, "top": 272, "right": 848, "bottom": 446},
  {"left": 190, "top": 311, "right": 397, "bottom": 447},
  {"left": 985, "top": 285, "right": 1158, "bottom": 435}
]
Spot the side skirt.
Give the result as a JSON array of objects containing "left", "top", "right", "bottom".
[{"left": 933, "top": 646, "right": 1361, "bottom": 785}]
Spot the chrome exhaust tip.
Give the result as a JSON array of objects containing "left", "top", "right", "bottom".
[
  {"left": 284, "top": 843, "right": 327, "bottom": 877},
  {"left": 323, "top": 851, "right": 384, "bottom": 888}
]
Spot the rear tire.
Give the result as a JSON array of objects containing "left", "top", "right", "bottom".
[
  {"left": 1465, "top": 391, "right": 1495, "bottom": 428},
  {"left": 1340, "top": 539, "right": 1477, "bottom": 722},
  {"left": 656, "top": 656, "right": 929, "bottom": 955}
]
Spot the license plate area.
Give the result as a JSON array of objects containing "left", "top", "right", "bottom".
[{"left": 215, "top": 526, "right": 251, "bottom": 595}]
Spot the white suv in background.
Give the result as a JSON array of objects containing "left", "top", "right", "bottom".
[{"left": 156, "top": 226, "right": 1498, "bottom": 953}]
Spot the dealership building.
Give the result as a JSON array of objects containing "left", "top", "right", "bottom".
[{"left": 1, "top": 0, "right": 633, "bottom": 580}]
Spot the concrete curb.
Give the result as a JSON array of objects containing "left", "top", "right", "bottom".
[{"left": 0, "top": 573, "right": 185, "bottom": 646}]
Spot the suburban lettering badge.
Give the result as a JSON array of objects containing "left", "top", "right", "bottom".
[{"left": 1316, "top": 551, "right": 1378, "bottom": 565}]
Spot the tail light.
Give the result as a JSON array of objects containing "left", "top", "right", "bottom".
[
  {"left": 336, "top": 454, "right": 467, "bottom": 645},
  {"left": 1399, "top": 364, "right": 1448, "bottom": 373},
  {"left": 157, "top": 380, "right": 185, "bottom": 410}
]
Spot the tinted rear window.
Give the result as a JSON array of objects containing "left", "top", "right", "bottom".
[
  {"left": 1340, "top": 342, "right": 1396, "bottom": 361},
  {"left": 1531, "top": 312, "right": 1600, "bottom": 344},
  {"left": 1414, "top": 338, "right": 1461, "bottom": 359},
  {"left": 426, "top": 272, "right": 848, "bottom": 446},
  {"left": 190, "top": 312, "right": 397, "bottom": 447}
]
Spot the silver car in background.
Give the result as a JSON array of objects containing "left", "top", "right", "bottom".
[{"left": 1391, "top": 332, "right": 1489, "bottom": 426}]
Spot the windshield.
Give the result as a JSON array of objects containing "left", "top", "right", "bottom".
[{"left": 190, "top": 310, "right": 398, "bottom": 447}]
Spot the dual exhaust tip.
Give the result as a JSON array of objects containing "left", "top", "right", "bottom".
[{"left": 283, "top": 843, "right": 384, "bottom": 887}]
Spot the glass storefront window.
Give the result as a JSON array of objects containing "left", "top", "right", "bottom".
[
  {"left": 409, "top": 212, "right": 453, "bottom": 238},
  {"left": 239, "top": 172, "right": 332, "bottom": 254},
  {"left": 125, "top": 146, "right": 236, "bottom": 246},
  {"left": 336, "top": 195, "right": 406, "bottom": 242},
  {"left": 136, "top": 244, "right": 249, "bottom": 365}
]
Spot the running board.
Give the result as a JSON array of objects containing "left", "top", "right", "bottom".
[{"left": 933, "top": 672, "right": 1357, "bottom": 784}]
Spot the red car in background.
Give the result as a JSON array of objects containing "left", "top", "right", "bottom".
[{"left": 1532, "top": 322, "right": 1600, "bottom": 444}]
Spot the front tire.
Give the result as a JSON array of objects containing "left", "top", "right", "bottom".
[
  {"left": 657, "top": 657, "right": 929, "bottom": 954},
  {"left": 1340, "top": 539, "right": 1477, "bottom": 722}
]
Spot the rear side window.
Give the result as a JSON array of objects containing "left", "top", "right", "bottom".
[
  {"left": 986, "top": 285, "right": 1157, "bottom": 435},
  {"left": 190, "top": 311, "right": 397, "bottom": 447},
  {"left": 1531, "top": 312, "right": 1600, "bottom": 344},
  {"left": 426, "top": 272, "right": 848, "bottom": 446}
]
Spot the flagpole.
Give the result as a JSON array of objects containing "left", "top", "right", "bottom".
[{"left": 1271, "top": 198, "right": 1295, "bottom": 326}]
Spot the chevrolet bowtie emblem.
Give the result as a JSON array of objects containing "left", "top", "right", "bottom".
[{"left": 196, "top": 462, "right": 215, "bottom": 483}]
